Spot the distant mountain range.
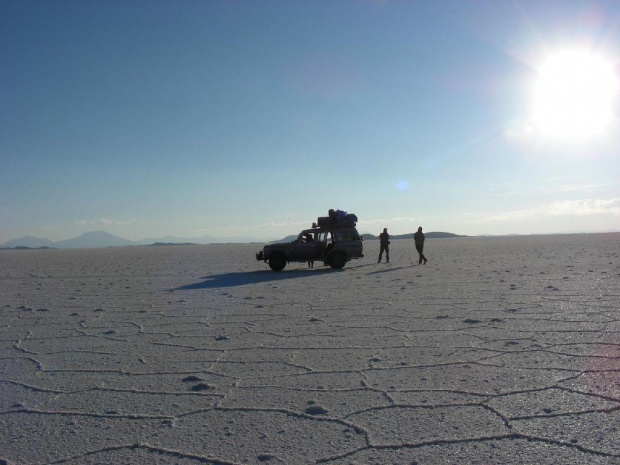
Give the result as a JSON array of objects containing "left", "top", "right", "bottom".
[
  {"left": 5, "top": 229, "right": 616, "bottom": 250},
  {"left": 272, "top": 231, "right": 464, "bottom": 243},
  {"left": 1, "top": 231, "right": 136, "bottom": 249},
  {"left": 0, "top": 231, "right": 267, "bottom": 250},
  {"left": 362, "top": 232, "right": 465, "bottom": 240},
  {"left": 2, "top": 236, "right": 58, "bottom": 249}
]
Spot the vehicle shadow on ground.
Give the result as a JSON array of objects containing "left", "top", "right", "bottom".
[{"left": 171, "top": 268, "right": 337, "bottom": 291}]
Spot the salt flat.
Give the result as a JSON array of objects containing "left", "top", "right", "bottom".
[{"left": 1, "top": 234, "right": 619, "bottom": 465}]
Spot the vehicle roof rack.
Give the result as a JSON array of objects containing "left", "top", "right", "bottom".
[{"left": 311, "top": 222, "right": 357, "bottom": 229}]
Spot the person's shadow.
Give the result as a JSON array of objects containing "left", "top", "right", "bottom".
[{"left": 170, "top": 268, "right": 336, "bottom": 291}]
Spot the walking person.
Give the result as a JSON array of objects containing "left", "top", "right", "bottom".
[
  {"left": 414, "top": 226, "right": 428, "bottom": 264},
  {"left": 378, "top": 228, "right": 390, "bottom": 263}
]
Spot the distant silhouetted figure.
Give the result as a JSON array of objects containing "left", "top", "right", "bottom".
[
  {"left": 305, "top": 233, "right": 315, "bottom": 268},
  {"left": 378, "top": 228, "right": 390, "bottom": 263},
  {"left": 414, "top": 226, "right": 427, "bottom": 264}
]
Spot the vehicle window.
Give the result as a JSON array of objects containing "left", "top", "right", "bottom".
[
  {"left": 335, "top": 231, "right": 356, "bottom": 241},
  {"left": 318, "top": 231, "right": 336, "bottom": 242}
]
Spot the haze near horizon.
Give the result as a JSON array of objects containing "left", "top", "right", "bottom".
[{"left": 2, "top": 0, "right": 620, "bottom": 244}]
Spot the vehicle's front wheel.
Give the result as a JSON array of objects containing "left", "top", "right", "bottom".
[
  {"left": 268, "top": 253, "right": 287, "bottom": 271},
  {"left": 328, "top": 252, "right": 347, "bottom": 269}
]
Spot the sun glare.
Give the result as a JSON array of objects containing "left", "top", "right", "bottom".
[{"left": 532, "top": 50, "right": 619, "bottom": 140}]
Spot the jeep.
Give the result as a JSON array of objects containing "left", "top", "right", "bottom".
[{"left": 256, "top": 224, "right": 364, "bottom": 271}]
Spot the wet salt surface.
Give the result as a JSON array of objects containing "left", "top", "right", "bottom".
[{"left": 1, "top": 234, "right": 619, "bottom": 464}]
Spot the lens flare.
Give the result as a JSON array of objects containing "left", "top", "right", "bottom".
[
  {"left": 532, "top": 50, "right": 619, "bottom": 140},
  {"left": 396, "top": 180, "right": 410, "bottom": 191}
]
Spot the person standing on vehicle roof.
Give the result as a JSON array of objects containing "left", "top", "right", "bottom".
[
  {"left": 378, "top": 228, "right": 390, "bottom": 263},
  {"left": 414, "top": 226, "right": 428, "bottom": 264}
]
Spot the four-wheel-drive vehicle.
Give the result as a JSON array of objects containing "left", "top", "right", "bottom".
[{"left": 256, "top": 224, "right": 364, "bottom": 271}]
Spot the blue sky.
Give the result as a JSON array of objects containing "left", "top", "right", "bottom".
[{"left": 2, "top": 0, "right": 620, "bottom": 242}]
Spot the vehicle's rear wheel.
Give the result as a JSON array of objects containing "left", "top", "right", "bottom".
[
  {"left": 268, "top": 253, "right": 287, "bottom": 271},
  {"left": 328, "top": 252, "right": 347, "bottom": 269}
]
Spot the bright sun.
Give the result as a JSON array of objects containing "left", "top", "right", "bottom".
[{"left": 532, "top": 49, "right": 619, "bottom": 140}]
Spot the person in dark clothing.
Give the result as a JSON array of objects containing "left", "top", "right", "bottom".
[
  {"left": 414, "top": 226, "right": 428, "bottom": 264},
  {"left": 378, "top": 228, "right": 390, "bottom": 263},
  {"left": 305, "top": 233, "right": 315, "bottom": 268}
]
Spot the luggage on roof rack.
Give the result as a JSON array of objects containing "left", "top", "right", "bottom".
[
  {"left": 319, "top": 209, "right": 357, "bottom": 227},
  {"left": 317, "top": 216, "right": 331, "bottom": 227}
]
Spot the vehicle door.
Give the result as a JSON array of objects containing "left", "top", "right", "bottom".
[
  {"left": 318, "top": 231, "right": 335, "bottom": 257},
  {"left": 290, "top": 232, "right": 317, "bottom": 261}
]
